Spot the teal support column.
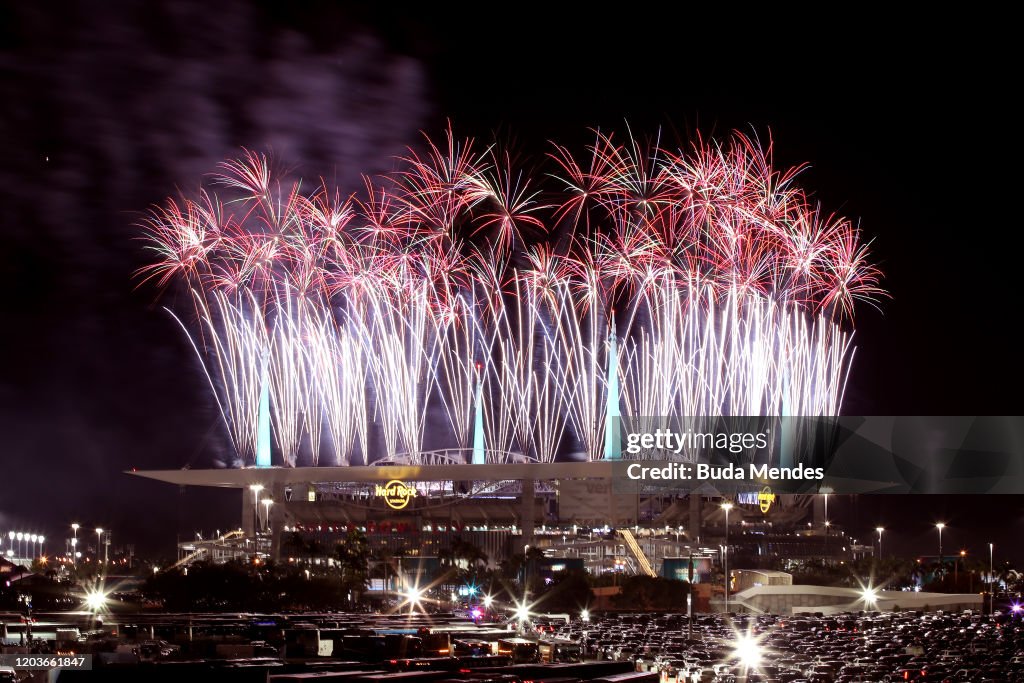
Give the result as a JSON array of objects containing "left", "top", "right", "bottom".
[
  {"left": 472, "top": 377, "right": 485, "bottom": 464},
  {"left": 603, "top": 328, "right": 620, "bottom": 460}
]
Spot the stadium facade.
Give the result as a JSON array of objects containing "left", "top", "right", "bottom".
[{"left": 131, "top": 463, "right": 859, "bottom": 581}]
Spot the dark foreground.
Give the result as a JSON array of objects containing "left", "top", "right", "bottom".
[{"left": 5, "top": 609, "right": 1024, "bottom": 682}]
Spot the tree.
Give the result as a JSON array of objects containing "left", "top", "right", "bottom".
[
  {"left": 142, "top": 560, "right": 352, "bottom": 611},
  {"left": 534, "top": 569, "right": 593, "bottom": 613},
  {"left": 500, "top": 553, "right": 527, "bottom": 586},
  {"left": 611, "top": 576, "right": 689, "bottom": 611},
  {"left": 451, "top": 538, "right": 489, "bottom": 567},
  {"left": 335, "top": 529, "right": 370, "bottom": 600},
  {"left": 445, "top": 537, "right": 489, "bottom": 587},
  {"left": 282, "top": 532, "right": 325, "bottom": 562}
]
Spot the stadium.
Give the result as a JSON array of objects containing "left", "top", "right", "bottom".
[{"left": 131, "top": 460, "right": 855, "bottom": 595}]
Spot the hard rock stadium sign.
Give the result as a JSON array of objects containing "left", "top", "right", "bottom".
[{"left": 374, "top": 480, "right": 417, "bottom": 510}]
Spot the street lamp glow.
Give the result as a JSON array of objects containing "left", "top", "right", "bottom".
[
  {"left": 515, "top": 602, "right": 530, "bottom": 622},
  {"left": 581, "top": 609, "right": 590, "bottom": 622},
  {"left": 732, "top": 633, "right": 762, "bottom": 670},
  {"left": 405, "top": 587, "right": 423, "bottom": 605},
  {"left": 861, "top": 587, "right": 878, "bottom": 604},
  {"left": 721, "top": 501, "right": 734, "bottom": 512},
  {"left": 84, "top": 589, "right": 107, "bottom": 611},
  {"left": 483, "top": 594, "right": 494, "bottom": 608},
  {"left": 71, "top": 523, "right": 80, "bottom": 531}
]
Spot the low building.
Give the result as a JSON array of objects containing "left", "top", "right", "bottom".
[
  {"left": 731, "top": 583, "right": 983, "bottom": 615},
  {"left": 732, "top": 569, "right": 792, "bottom": 592}
]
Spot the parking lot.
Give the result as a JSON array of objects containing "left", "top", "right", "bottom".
[{"left": 536, "top": 610, "right": 1024, "bottom": 682}]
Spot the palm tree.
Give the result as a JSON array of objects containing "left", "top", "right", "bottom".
[{"left": 450, "top": 538, "right": 489, "bottom": 571}]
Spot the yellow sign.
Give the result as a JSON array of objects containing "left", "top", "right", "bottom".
[
  {"left": 758, "top": 486, "right": 776, "bottom": 514},
  {"left": 375, "top": 480, "right": 417, "bottom": 510}
]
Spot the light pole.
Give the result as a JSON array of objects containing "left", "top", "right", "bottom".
[
  {"left": 16, "top": 533, "right": 23, "bottom": 562},
  {"left": 95, "top": 528, "right": 104, "bottom": 568},
  {"left": 72, "top": 524, "right": 80, "bottom": 568},
  {"left": 39, "top": 536, "right": 45, "bottom": 560},
  {"left": 722, "top": 501, "right": 733, "bottom": 613},
  {"left": 935, "top": 523, "right": 945, "bottom": 580},
  {"left": 876, "top": 527, "right": 884, "bottom": 561},
  {"left": 989, "top": 542, "right": 994, "bottom": 591},
  {"left": 7, "top": 531, "right": 13, "bottom": 559},
  {"left": 824, "top": 521, "right": 831, "bottom": 561}
]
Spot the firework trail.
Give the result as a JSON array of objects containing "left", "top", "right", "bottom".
[{"left": 140, "top": 127, "right": 884, "bottom": 466}]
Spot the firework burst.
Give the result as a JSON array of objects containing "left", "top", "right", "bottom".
[{"left": 141, "top": 127, "right": 884, "bottom": 466}]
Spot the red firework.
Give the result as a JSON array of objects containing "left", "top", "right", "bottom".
[{"left": 138, "top": 126, "right": 886, "bottom": 321}]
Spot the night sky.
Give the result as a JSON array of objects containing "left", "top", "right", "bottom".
[{"left": 1, "top": 4, "right": 1020, "bottom": 561}]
